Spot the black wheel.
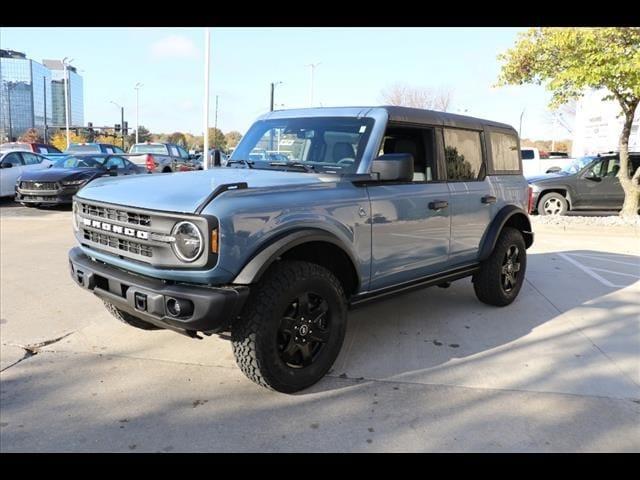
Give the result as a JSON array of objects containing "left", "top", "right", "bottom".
[
  {"left": 162, "top": 167, "right": 172, "bottom": 173},
  {"left": 538, "top": 192, "right": 568, "bottom": 216},
  {"left": 103, "top": 301, "right": 163, "bottom": 330},
  {"left": 473, "top": 227, "right": 527, "bottom": 307},
  {"left": 22, "top": 203, "right": 39, "bottom": 208},
  {"left": 231, "top": 260, "right": 347, "bottom": 393}
]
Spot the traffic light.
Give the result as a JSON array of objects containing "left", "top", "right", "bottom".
[
  {"left": 114, "top": 123, "right": 121, "bottom": 133},
  {"left": 123, "top": 121, "right": 129, "bottom": 135}
]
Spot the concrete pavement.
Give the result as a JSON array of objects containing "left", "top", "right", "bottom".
[{"left": 1, "top": 201, "right": 639, "bottom": 452}]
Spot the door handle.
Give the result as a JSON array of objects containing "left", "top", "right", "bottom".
[
  {"left": 428, "top": 200, "right": 449, "bottom": 210},
  {"left": 482, "top": 195, "right": 497, "bottom": 204}
]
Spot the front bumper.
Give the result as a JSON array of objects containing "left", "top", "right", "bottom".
[
  {"left": 69, "top": 247, "right": 248, "bottom": 335},
  {"left": 16, "top": 186, "right": 79, "bottom": 204}
]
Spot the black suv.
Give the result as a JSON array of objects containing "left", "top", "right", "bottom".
[{"left": 529, "top": 152, "right": 640, "bottom": 215}]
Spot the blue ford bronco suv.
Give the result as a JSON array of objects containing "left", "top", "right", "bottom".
[{"left": 69, "top": 106, "right": 534, "bottom": 393}]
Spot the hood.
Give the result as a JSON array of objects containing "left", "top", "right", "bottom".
[
  {"left": 527, "top": 172, "right": 569, "bottom": 184},
  {"left": 19, "top": 167, "right": 99, "bottom": 183},
  {"left": 76, "top": 168, "right": 332, "bottom": 213}
]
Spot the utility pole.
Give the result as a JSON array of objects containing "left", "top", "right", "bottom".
[
  {"left": 7, "top": 83, "right": 13, "bottom": 142},
  {"left": 214, "top": 94, "right": 219, "bottom": 142},
  {"left": 203, "top": 28, "right": 211, "bottom": 169},
  {"left": 43, "top": 78, "right": 48, "bottom": 143},
  {"left": 134, "top": 82, "right": 143, "bottom": 144},
  {"left": 305, "top": 63, "right": 321, "bottom": 107},
  {"left": 62, "top": 57, "right": 73, "bottom": 149},
  {"left": 120, "top": 106, "right": 125, "bottom": 149}
]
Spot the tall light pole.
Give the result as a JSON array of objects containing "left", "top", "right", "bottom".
[
  {"left": 110, "top": 100, "right": 125, "bottom": 149},
  {"left": 214, "top": 94, "right": 219, "bottom": 138},
  {"left": 134, "top": 82, "right": 143, "bottom": 144},
  {"left": 62, "top": 57, "right": 73, "bottom": 149},
  {"left": 305, "top": 62, "right": 321, "bottom": 107},
  {"left": 519, "top": 108, "right": 526, "bottom": 138},
  {"left": 203, "top": 28, "right": 211, "bottom": 169}
]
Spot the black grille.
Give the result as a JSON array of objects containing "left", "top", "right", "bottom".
[
  {"left": 21, "top": 181, "right": 59, "bottom": 190},
  {"left": 82, "top": 229, "right": 153, "bottom": 257},
  {"left": 80, "top": 203, "right": 151, "bottom": 226}
]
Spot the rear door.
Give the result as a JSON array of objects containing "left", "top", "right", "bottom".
[{"left": 443, "top": 127, "right": 494, "bottom": 265}]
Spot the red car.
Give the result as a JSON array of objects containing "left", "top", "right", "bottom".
[{"left": 0, "top": 142, "right": 62, "bottom": 155}]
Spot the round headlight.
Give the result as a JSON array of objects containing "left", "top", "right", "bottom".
[{"left": 171, "top": 221, "right": 203, "bottom": 262}]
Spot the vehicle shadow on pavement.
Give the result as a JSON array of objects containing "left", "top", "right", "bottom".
[
  {"left": 1, "top": 250, "right": 638, "bottom": 452},
  {"left": 0, "top": 197, "right": 71, "bottom": 216}
]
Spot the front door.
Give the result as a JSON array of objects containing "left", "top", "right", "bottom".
[
  {"left": 368, "top": 125, "right": 451, "bottom": 291},
  {"left": 575, "top": 157, "right": 623, "bottom": 209}
]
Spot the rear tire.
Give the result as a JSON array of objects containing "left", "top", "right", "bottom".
[
  {"left": 538, "top": 192, "right": 568, "bottom": 216},
  {"left": 231, "top": 260, "right": 347, "bottom": 393},
  {"left": 22, "top": 203, "right": 39, "bottom": 208},
  {"left": 103, "top": 301, "right": 163, "bottom": 330},
  {"left": 473, "top": 227, "right": 527, "bottom": 307}
]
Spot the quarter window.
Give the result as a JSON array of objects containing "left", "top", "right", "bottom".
[
  {"left": 443, "top": 128, "right": 483, "bottom": 181},
  {"left": 491, "top": 132, "right": 520, "bottom": 171}
]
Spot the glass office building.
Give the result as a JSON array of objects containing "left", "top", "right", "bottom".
[
  {"left": 1, "top": 50, "right": 53, "bottom": 142},
  {"left": 45, "top": 59, "right": 84, "bottom": 128}
]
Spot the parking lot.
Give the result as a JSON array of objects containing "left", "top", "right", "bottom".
[{"left": 1, "top": 198, "right": 639, "bottom": 452}]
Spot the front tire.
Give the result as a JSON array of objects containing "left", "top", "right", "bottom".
[
  {"left": 538, "top": 192, "right": 568, "bottom": 216},
  {"left": 232, "top": 260, "right": 347, "bottom": 393},
  {"left": 473, "top": 227, "right": 527, "bottom": 306}
]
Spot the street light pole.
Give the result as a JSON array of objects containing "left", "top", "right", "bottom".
[
  {"left": 134, "top": 82, "right": 143, "bottom": 144},
  {"left": 519, "top": 109, "right": 526, "bottom": 138},
  {"left": 305, "top": 63, "right": 321, "bottom": 107},
  {"left": 62, "top": 57, "right": 73, "bottom": 149},
  {"left": 110, "top": 101, "right": 124, "bottom": 148},
  {"left": 6, "top": 83, "right": 14, "bottom": 142},
  {"left": 203, "top": 28, "right": 211, "bottom": 170},
  {"left": 269, "top": 81, "right": 282, "bottom": 112}
]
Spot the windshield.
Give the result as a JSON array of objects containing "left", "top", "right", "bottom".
[
  {"left": 66, "top": 144, "right": 101, "bottom": 153},
  {"left": 560, "top": 156, "right": 596, "bottom": 174},
  {"left": 130, "top": 144, "right": 168, "bottom": 154},
  {"left": 53, "top": 156, "right": 105, "bottom": 169},
  {"left": 230, "top": 117, "right": 375, "bottom": 173}
]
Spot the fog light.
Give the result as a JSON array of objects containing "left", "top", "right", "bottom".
[{"left": 166, "top": 297, "right": 194, "bottom": 317}]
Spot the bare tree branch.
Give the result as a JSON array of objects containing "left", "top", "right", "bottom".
[{"left": 380, "top": 83, "right": 454, "bottom": 112}]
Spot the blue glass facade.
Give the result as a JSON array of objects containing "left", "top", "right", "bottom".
[{"left": 0, "top": 51, "right": 82, "bottom": 142}]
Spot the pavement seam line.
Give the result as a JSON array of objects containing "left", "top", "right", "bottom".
[{"left": 526, "top": 278, "right": 640, "bottom": 390}]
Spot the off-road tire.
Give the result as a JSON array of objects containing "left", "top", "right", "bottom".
[
  {"left": 231, "top": 260, "right": 348, "bottom": 393},
  {"left": 473, "top": 227, "right": 527, "bottom": 307},
  {"left": 538, "top": 192, "right": 568, "bottom": 216},
  {"left": 103, "top": 301, "right": 163, "bottom": 330}
]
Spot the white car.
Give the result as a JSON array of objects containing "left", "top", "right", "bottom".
[
  {"left": 521, "top": 147, "right": 574, "bottom": 178},
  {"left": 0, "top": 151, "right": 52, "bottom": 198}
]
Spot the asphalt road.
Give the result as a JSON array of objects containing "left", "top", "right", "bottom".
[{"left": 1, "top": 199, "right": 639, "bottom": 452}]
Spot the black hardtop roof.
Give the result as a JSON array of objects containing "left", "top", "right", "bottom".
[{"left": 381, "top": 105, "right": 516, "bottom": 132}]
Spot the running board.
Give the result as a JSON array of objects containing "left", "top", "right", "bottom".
[{"left": 349, "top": 263, "right": 479, "bottom": 308}]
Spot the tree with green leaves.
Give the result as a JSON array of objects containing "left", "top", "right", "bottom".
[
  {"left": 497, "top": 27, "right": 640, "bottom": 218},
  {"left": 225, "top": 130, "right": 243, "bottom": 149},
  {"left": 166, "top": 132, "right": 187, "bottom": 147},
  {"left": 207, "top": 128, "right": 227, "bottom": 151}
]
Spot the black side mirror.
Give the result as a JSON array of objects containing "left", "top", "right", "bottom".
[
  {"left": 371, "top": 153, "right": 414, "bottom": 182},
  {"left": 584, "top": 170, "right": 601, "bottom": 181},
  {"left": 108, "top": 165, "right": 118, "bottom": 176},
  {"left": 1, "top": 163, "right": 12, "bottom": 169}
]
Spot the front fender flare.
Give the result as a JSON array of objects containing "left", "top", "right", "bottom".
[
  {"left": 232, "top": 228, "right": 359, "bottom": 286},
  {"left": 478, "top": 206, "right": 533, "bottom": 261}
]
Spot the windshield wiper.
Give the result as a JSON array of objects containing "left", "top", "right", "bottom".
[
  {"left": 269, "top": 161, "right": 316, "bottom": 172},
  {"left": 226, "top": 159, "right": 255, "bottom": 169}
]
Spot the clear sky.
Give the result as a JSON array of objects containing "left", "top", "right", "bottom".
[{"left": 1, "top": 27, "right": 571, "bottom": 139}]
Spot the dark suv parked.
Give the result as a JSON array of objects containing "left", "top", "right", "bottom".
[{"left": 529, "top": 152, "right": 640, "bottom": 215}]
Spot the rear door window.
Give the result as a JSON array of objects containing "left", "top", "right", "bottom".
[
  {"left": 443, "top": 128, "right": 484, "bottom": 181},
  {"left": 490, "top": 132, "right": 520, "bottom": 172}
]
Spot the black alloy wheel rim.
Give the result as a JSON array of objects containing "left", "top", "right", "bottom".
[
  {"left": 277, "top": 292, "right": 331, "bottom": 368},
  {"left": 501, "top": 245, "right": 521, "bottom": 293}
]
